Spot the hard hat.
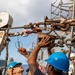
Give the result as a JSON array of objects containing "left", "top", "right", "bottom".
[
  {"left": 6, "top": 61, "right": 22, "bottom": 70},
  {"left": 70, "top": 53, "right": 75, "bottom": 58},
  {"left": 45, "top": 52, "right": 69, "bottom": 72}
]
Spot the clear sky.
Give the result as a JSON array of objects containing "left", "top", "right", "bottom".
[{"left": 0, "top": 0, "right": 72, "bottom": 64}]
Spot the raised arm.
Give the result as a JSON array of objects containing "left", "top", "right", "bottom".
[{"left": 28, "top": 35, "right": 51, "bottom": 75}]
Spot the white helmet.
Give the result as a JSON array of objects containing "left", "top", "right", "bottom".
[{"left": 70, "top": 53, "right": 75, "bottom": 58}]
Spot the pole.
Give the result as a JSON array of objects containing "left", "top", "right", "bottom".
[
  {"left": 4, "top": 43, "right": 8, "bottom": 75},
  {"left": 59, "top": 0, "right": 62, "bottom": 17},
  {"left": 73, "top": 0, "right": 75, "bottom": 18},
  {"left": 68, "top": 0, "right": 75, "bottom": 58}
]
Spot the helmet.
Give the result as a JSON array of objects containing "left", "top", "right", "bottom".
[
  {"left": 6, "top": 61, "right": 22, "bottom": 70},
  {"left": 45, "top": 52, "right": 69, "bottom": 72},
  {"left": 70, "top": 53, "right": 75, "bottom": 58}
]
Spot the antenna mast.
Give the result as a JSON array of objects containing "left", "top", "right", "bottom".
[{"left": 51, "top": 0, "right": 75, "bottom": 57}]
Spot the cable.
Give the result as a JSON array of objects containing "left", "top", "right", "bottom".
[{"left": 15, "top": 35, "right": 37, "bottom": 61}]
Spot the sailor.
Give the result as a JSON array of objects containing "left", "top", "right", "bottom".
[
  {"left": 18, "top": 47, "right": 46, "bottom": 75},
  {"left": 26, "top": 35, "right": 69, "bottom": 75},
  {"left": 6, "top": 61, "right": 24, "bottom": 75},
  {"left": 68, "top": 53, "right": 75, "bottom": 75}
]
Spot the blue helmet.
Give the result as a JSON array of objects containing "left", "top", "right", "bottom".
[
  {"left": 45, "top": 52, "right": 69, "bottom": 72},
  {"left": 6, "top": 61, "right": 22, "bottom": 70}
]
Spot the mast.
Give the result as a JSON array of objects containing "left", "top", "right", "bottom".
[
  {"left": 69, "top": 0, "right": 75, "bottom": 57},
  {"left": 51, "top": 0, "right": 75, "bottom": 58},
  {"left": 59, "top": 0, "right": 62, "bottom": 17}
]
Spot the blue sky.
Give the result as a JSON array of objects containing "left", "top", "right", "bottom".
[
  {"left": 0, "top": 0, "right": 71, "bottom": 64},
  {"left": 0, "top": 34, "right": 38, "bottom": 64}
]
